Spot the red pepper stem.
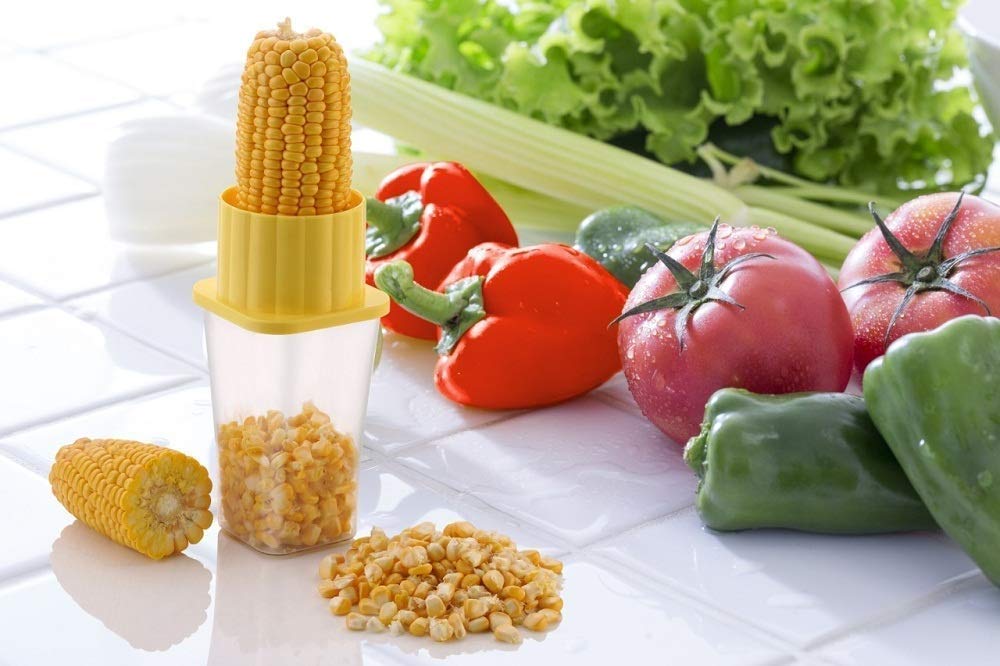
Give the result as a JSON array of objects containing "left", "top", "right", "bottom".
[{"left": 373, "top": 260, "right": 486, "bottom": 355}]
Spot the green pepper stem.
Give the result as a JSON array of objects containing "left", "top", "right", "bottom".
[
  {"left": 365, "top": 193, "right": 424, "bottom": 258},
  {"left": 373, "top": 260, "right": 486, "bottom": 355},
  {"left": 684, "top": 421, "right": 711, "bottom": 479}
]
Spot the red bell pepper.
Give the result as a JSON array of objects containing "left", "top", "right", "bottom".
[
  {"left": 365, "top": 162, "right": 518, "bottom": 340},
  {"left": 373, "top": 242, "right": 628, "bottom": 409}
]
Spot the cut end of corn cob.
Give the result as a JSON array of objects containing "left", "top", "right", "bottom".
[
  {"left": 235, "top": 17, "right": 353, "bottom": 216},
  {"left": 49, "top": 438, "right": 214, "bottom": 560}
]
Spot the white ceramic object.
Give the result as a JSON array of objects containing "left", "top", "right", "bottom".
[
  {"left": 103, "top": 114, "right": 232, "bottom": 244},
  {"left": 958, "top": 0, "right": 1000, "bottom": 130}
]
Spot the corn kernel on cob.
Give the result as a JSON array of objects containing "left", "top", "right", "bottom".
[
  {"left": 236, "top": 17, "right": 353, "bottom": 216},
  {"left": 49, "top": 438, "right": 213, "bottom": 560}
]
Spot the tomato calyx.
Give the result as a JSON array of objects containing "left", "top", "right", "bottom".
[
  {"left": 843, "top": 192, "right": 1000, "bottom": 346},
  {"left": 612, "top": 217, "right": 774, "bottom": 350}
]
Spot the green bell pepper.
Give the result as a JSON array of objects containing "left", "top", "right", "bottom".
[
  {"left": 864, "top": 315, "right": 1000, "bottom": 585},
  {"left": 574, "top": 206, "right": 702, "bottom": 287},
  {"left": 684, "top": 388, "right": 936, "bottom": 534}
]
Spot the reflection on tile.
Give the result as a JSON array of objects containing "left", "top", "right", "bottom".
[
  {"left": 68, "top": 263, "right": 216, "bottom": 368},
  {"left": 0, "top": 383, "right": 213, "bottom": 474},
  {"left": 50, "top": 521, "right": 213, "bottom": 651},
  {"left": 366, "top": 333, "right": 513, "bottom": 451},
  {"left": 0, "top": 147, "right": 95, "bottom": 217},
  {"left": 816, "top": 577, "right": 1000, "bottom": 665},
  {"left": 0, "top": 309, "right": 196, "bottom": 436},
  {"left": 0, "top": 197, "right": 212, "bottom": 299},
  {"left": 54, "top": 24, "right": 250, "bottom": 97},
  {"left": 0, "top": 456, "right": 71, "bottom": 579},
  {"left": 593, "top": 509, "right": 977, "bottom": 646},
  {"left": 357, "top": 465, "right": 560, "bottom": 554},
  {"left": 209, "top": 464, "right": 558, "bottom": 664},
  {"left": 0, "top": 280, "right": 43, "bottom": 316},
  {"left": 208, "top": 531, "right": 403, "bottom": 666},
  {"left": 368, "top": 558, "right": 783, "bottom": 664},
  {"left": 0, "top": 100, "right": 177, "bottom": 183},
  {"left": 396, "top": 397, "right": 691, "bottom": 546},
  {"left": 0, "top": 571, "right": 214, "bottom": 664},
  {"left": 0, "top": 54, "right": 139, "bottom": 129}
]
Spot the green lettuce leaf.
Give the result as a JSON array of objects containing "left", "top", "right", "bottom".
[{"left": 368, "top": 0, "right": 994, "bottom": 196}]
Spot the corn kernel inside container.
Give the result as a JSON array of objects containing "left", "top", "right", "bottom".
[
  {"left": 235, "top": 17, "right": 353, "bottom": 216},
  {"left": 319, "top": 521, "right": 564, "bottom": 644},
  {"left": 218, "top": 402, "right": 358, "bottom": 553}
]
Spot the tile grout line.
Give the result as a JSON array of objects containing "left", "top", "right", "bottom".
[
  {"left": 581, "top": 548, "right": 807, "bottom": 658},
  {"left": 70, "top": 308, "right": 209, "bottom": 376},
  {"left": 0, "top": 98, "right": 151, "bottom": 136},
  {"left": 366, "top": 449, "right": 580, "bottom": 555},
  {"left": 366, "top": 408, "right": 527, "bottom": 458},
  {"left": 0, "top": 376, "right": 203, "bottom": 440},
  {"left": 581, "top": 503, "right": 698, "bottom": 552},
  {"left": 799, "top": 568, "right": 987, "bottom": 655},
  {"left": 0, "top": 191, "right": 100, "bottom": 223},
  {"left": 0, "top": 139, "right": 106, "bottom": 188}
]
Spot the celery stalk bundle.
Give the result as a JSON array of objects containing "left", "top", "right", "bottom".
[{"left": 353, "top": 60, "right": 857, "bottom": 264}]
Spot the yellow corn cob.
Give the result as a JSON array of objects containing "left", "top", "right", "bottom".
[
  {"left": 235, "top": 17, "right": 353, "bottom": 216},
  {"left": 49, "top": 438, "right": 213, "bottom": 560}
]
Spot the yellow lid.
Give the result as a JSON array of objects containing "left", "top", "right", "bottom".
[{"left": 193, "top": 187, "right": 389, "bottom": 335}]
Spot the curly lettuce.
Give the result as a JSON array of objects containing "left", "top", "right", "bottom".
[{"left": 368, "top": 0, "right": 994, "bottom": 196}]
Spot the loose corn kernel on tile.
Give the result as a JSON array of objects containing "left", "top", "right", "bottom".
[
  {"left": 235, "top": 18, "right": 352, "bottom": 216},
  {"left": 218, "top": 401, "right": 357, "bottom": 554},
  {"left": 317, "top": 521, "right": 564, "bottom": 644},
  {"left": 49, "top": 438, "right": 213, "bottom": 560}
]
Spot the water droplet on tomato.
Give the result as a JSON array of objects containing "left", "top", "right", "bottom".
[
  {"left": 626, "top": 346, "right": 635, "bottom": 360},
  {"left": 979, "top": 470, "right": 993, "bottom": 489},
  {"left": 674, "top": 235, "right": 692, "bottom": 246},
  {"left": 766, "top": 226, "right": 777, "bottom": 235},
  {"left": 753, "top": 230, "right": 767, "bottom": 240},
  {"left": 717, "top": 224, "right": 733, "bottom": 239},
  {"left": 733, "top": 238, "right": 747, "bottom": 251}
]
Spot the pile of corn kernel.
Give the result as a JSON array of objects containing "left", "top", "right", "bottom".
[
  {"left": 218, "top": 402, "right": 358, "bottom": 553},
  {"left": 318, "top": 521, "right": 563, "bottom": 644}
]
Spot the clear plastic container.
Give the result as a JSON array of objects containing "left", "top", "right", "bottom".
[{"left": 204, "top": 312, "right": 379, "bottom": 554}]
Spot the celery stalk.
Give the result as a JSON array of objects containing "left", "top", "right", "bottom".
[
  {"left": 353, "top": 150, "right": 590, "bottom": 233},
  {"left": 352, "top": 61, "right": 858, "bottom": 264}
]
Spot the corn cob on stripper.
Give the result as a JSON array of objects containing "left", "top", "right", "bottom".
[{"left": 193, "top": 19, "right": 389, "bottom": 554}]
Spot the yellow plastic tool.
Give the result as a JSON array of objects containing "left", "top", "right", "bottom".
[{"left": 194, "top": 187, "right": 388, "bottom": 334}]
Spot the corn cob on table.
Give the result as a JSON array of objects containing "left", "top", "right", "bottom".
[{"left": 49, "top": 438, "right": 213, "bottom": 559}]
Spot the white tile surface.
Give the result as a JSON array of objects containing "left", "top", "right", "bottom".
[
  {"left": 0, "top": 99, "right": 178, "bottom": 183},
  {"left": 0, "top": 53, "right": 140, "bottom": 130},
  {"left": 53, "top": 23, "right": 250, "bottom": 97},
  {"left": 0, "top": 309, "right": 197, "bottom": 436},
  {"left": 396, "top": 397, "right": 693, "bottom": 546},
  {"left": 365, "top": 332, "right": 514, "bottom": 451},
  {"left": 68, "top": 263, "right": 215, "bottom": 368},
  {"left": 0, "top": 280, "right": 43, "bottom": 316},
  {"left": 0, "top": 197, "right": 212, "bottom": 299},
  {"left": 368, "top": 558, "right": 784, "bottom": 665},
  {"left": 356, "top": 464, "right": 561, "bottom": 555},
  {"left": 0, "top": 383, "right": 213, "bottom": 475},
  {"left": 816, "top": 577, "right": 1000, "bottom": 665},
  {"left": 0, "top": 456, "right": 72, "bottom": 579},
  {"left": 0, "top": 147, "right": 95, "bottom": 217},
  {"left": 6, "top": 2, "right": 178, "bottom": 49},
  {"left": 593, "top": 509, "right": 977, "bottom": 646}
]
